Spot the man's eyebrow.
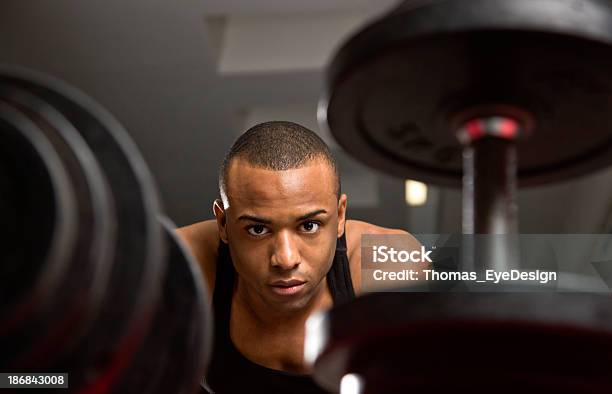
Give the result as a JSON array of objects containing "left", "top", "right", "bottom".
[
  {"left": 236, "top": 210, "right": 328, "bottom": 224},
  {"left": 297, "top": 209, "right": 328, "bottom": 221},
  {"left": 236, "top": 215, "right": 272, "bottom": 224}
]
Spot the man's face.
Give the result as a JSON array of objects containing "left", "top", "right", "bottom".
[{"left": 215, "top": 157, "right": 346, "bottom": 312}]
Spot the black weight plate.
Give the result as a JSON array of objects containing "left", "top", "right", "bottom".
[
  {"left": 0, "top": 102, "right": 77, "bottom": 341},
  {"left": 0, "top": 65, "right": 165, "bottom": 391},
  {"left": 322, "top": 0, "right": 612, "bottom": 187},
  {"left": 0, "top": 88, "right": 116, "bottom": 369},
  {"left": 308, "top": 291, "right": 612, "bottom": 393},
  {"left": 116, "top": 217, "right": 212, "bottom": 394}
]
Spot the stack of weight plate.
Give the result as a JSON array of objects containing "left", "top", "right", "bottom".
[{"left": 0, "top": 66, "right": 212, "bottom": 394}]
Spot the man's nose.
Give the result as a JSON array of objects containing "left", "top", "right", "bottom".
[{"left": 270, "top": 231, "right": 301, "bottom": 270}]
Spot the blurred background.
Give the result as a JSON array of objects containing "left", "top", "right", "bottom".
[{"left": 2, "top": 0, "right": 612, "bottom": 233}]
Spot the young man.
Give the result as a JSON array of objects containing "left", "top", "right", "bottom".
[{"left": 178, "top": 121, "right": 421, "bottom": 393}]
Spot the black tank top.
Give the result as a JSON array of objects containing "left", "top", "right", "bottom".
[{"left": 202, "top": 233, "right": 355, "bottom": 393}]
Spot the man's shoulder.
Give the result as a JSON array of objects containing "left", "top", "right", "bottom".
[
  {"left": 177, "top": 220, "right": 220, "bottom": 259},
  {"left": 344, "top": 220, "right": 421, "bottom": 294},
  {"left": 345, "top": 220, "right": 420, "bottom": 256},
  {"left": 177, "top": 219, "right": 218, "bottom": 242},
  {"left": 176, "top": 219, "right": 219, "bottom": 296},
  {"left": 346, "top": 220, "right": 409, "bottom": 237}
]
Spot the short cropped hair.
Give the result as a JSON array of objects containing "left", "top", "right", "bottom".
[{"left": 218, "top": 121, "right": 341, "bottom": 206}]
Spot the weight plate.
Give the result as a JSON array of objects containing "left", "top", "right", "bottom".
[
  {"left": 0, "top": 102, "right": 77, "bottom": 342},
  {"left": 0, "top": 65, "right": 165, "bottom": 391},
  {"left": 115, "top": 217, "right": 212, "bottom": 394},
  {"left": 308, "top": 291, "right": 612, "bottom": 393},
  {"left": 0, "top": 88, "right": 116, "bottom": 369},
  {"left": 322, "top": 0, "right": 612, "bottom": 186}
]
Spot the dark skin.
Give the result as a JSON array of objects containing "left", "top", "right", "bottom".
[{"left": 177, "top": 157, "right": 423, "bottom": 373}]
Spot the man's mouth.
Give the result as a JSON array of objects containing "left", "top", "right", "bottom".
[{"left": 269, "top": 279, "right": 307, "bottom": 296}]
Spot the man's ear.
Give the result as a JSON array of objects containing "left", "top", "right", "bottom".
[
  {"left": 337, "top": 193, "right": 347, "bottom": 238},
  {"left": 213, "top": 199, "right": 228, "bottom": 244}
]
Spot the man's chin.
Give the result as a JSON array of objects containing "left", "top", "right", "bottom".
[{"left": 263, "top": 285, "right": 314, "bottom": 311}]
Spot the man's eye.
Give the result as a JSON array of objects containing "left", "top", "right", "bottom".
[
  {"left": 300, "top": 221, "right": 320, "bottom": 233},
  {"left": 247, "top": 225, "right": 270, "bottom": 236}
]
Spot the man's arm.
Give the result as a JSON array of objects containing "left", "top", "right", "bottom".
[
  {"left": 176, "top": 219, "right": 220, "bottom": 298},
  {"left": 345, "top": 220, "right": 424, "bottom": 295}
]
